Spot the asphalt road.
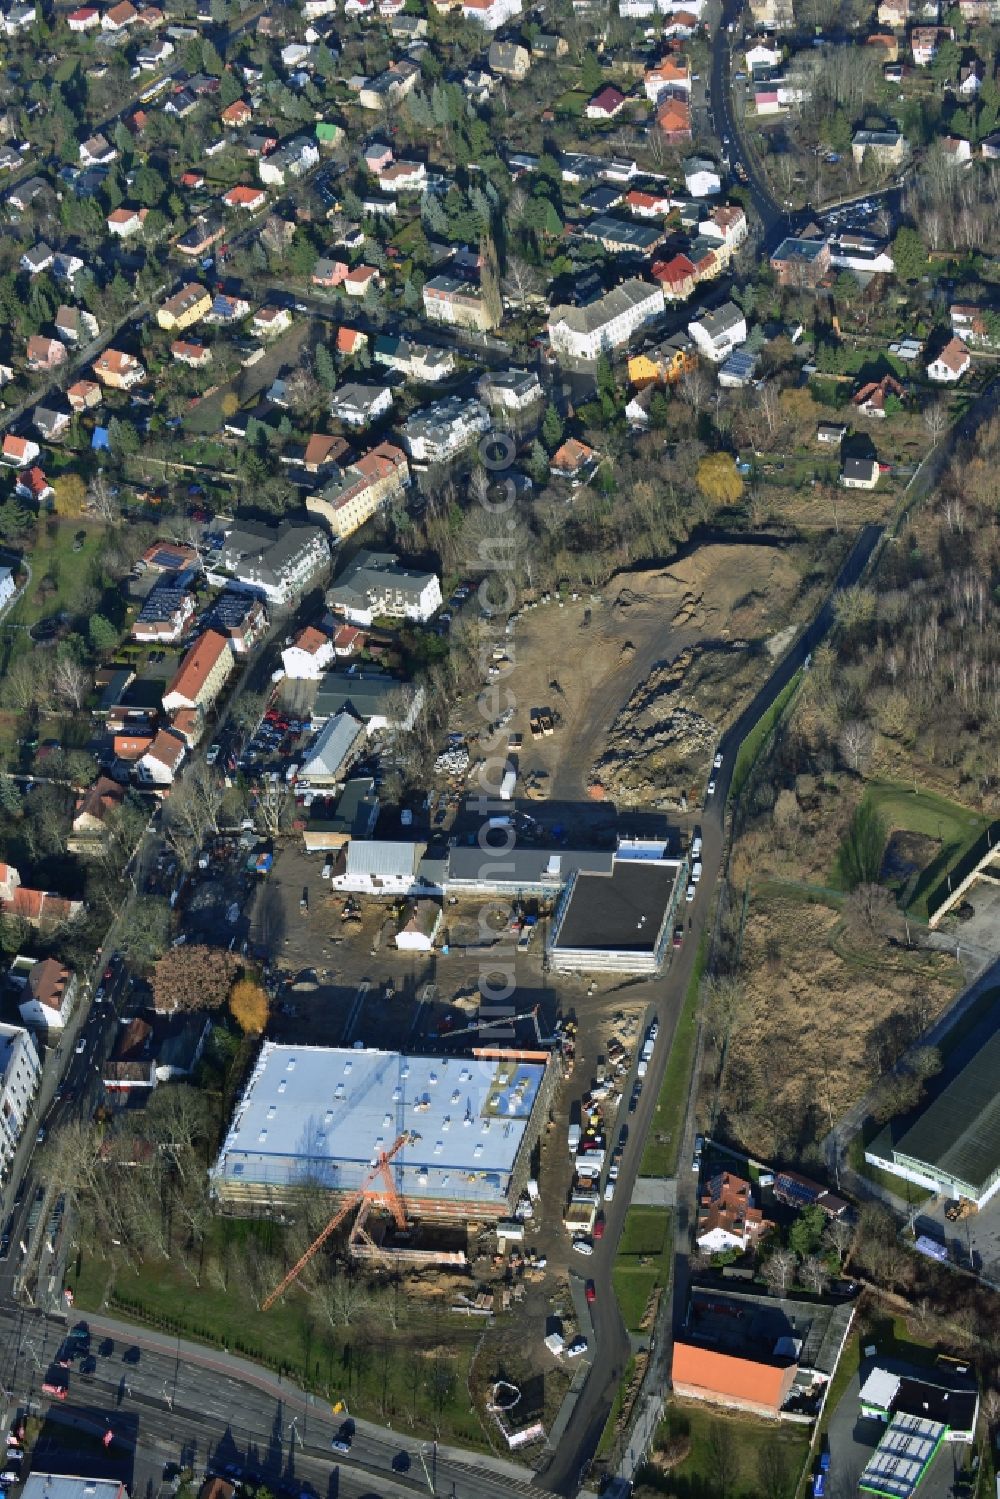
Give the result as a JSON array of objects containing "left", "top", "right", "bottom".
[
  {"left": 538, "top": 520, "right": 883, "bottom": 1493},
  {"left": 0, "top": 1307, "right": 549, "bottom": 1499},
  {"left": 708, "top": 6, "right": 784, "bottom": 242}
]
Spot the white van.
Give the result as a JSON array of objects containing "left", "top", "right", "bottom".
[
  {"left": 691, "top": 834, "right": 703, "bottom": 858},
  {"left": 692, "top": 860, "right": 703, "bottom": 884}
]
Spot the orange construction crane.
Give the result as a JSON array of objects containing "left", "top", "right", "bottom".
[{"left": 262, "top": 1131, "right": 410, "bottom": 1311}]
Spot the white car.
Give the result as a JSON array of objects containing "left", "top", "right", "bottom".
[
  {"left": 714, "top": 753, "right": 724, "bottom": 770},
  {"left": 566, "top": 1336, "right": 589, "bottom": 1358},
  {"left": 706, "top": 780, "right": 717, "bottom": 797},
  {"left": 685, "top": 883, "right": 696, "bottom": 903},
  {"left": 206, "top": 744, "right": 221, "bottom": 766},
  {"left": 604, "top": 1181, "right": 616, "bottom": 1202},
  {"left": 572, "top": 1238, "right": 594, "bottom": 1256}
]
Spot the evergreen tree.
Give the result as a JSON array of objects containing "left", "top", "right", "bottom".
[
  {"left": 541, "top": 403, "right": 564, "bottom": 452},
  {"left": 480, "top": 233, "right": 502, "bottom": 328},
  {"left": 314, "top": 342, "right": 335, "bottom": 389}
]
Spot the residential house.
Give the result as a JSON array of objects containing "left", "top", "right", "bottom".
[
  {"left": 586, "top": 85, "right": 628, "bottom": 119},
  {"left": 696, "top": 1172, "right": 773, "bottom": 1253},
  {"left": 132, "top": 581, "right": 196, "bottom": 643},
  {"left": 688, "top": 302, "right": 748, "bottom": 363},
  {"left": 335, "top": 327, "right": 368, "bottom": 358},
  {"left": 16, "top": 467, "right": 53, "bottom": 504},
  {"left": 852, "top": 129, "right": 907, "bottom": 166},
  {"left": 79, "top": 132, "right": 116, "bottom": 167},
  {"left": 625, "top": 187, "right": 674, "bottom": 218},
  {"left": 373, "top": 334, "right": 455, "bottom": 382},
  {"left": 683, "top": 157, "right": 721, "bottom": 196},
  {"left": 911, "top": 25, "right": 953, "bottom": 64},
  {"left": 252, "top": 305, "right": 293, "bottom": 338},
  {"left": 745, "top": 37, "right": 781, "bottom": 68},
  {"left": 0, "top": 868, "right": 83, "bottom": 930},
  {"left": 0, "top": 566, "right": 16, "bottom": 609},
  {"left": 329, "top": 382, "right": 393, "bottom": 428},
  {"left": 854, "top": 374, "right": 905, "bottom": 417},
  {"left": 140, "top": 540, "right": 200, "bottom": 574},
  {"left": 357, "top": 59, "right": 421, "bottom": 109},
  {"left": 401, "top": 397, "right": 491, "bottom": 465},
  {"left": 841, "top": 455, "right": 881, "bottom": 488},
  {"left": 258, "top": 134, "right": 319, "bottom": 186},
  {"left": 26, "top": 335, "right": 67, "bottom": 371},
  {"left": 652, "top": 253, "right": 698, "bottom": 302},
  {"left": 941, "top": 135, "right": 972, "bottom": 165},
  {"left": 769, "top": 236, "right": 831, "bottom": 287},
  {"left": 700, "top": 203, "right": 749, "bottom": 253},
  {"left": 161, "top": 629, "right": 233, "bottom": 715},
  {"left": 67, "top": 379, "right": 102, "bottom": 413},
  {"left": 281, "top": 625, "right": 335, "bottom": 680},
  {"left": 68, "top": 5, "right": 100, "bottom": 27},
  {"left": 628, "top": 331, "right": 696, "bottom": 386},
  {"left": 206, "top": 292, "right": 250, "bottom": 323},
  {"left": 20, "top": 243, "right": 53, "bottom": 276},
  {"left": 223, "top": 184, "right": 267, "bottom": 211},
  {"left": 156, "top": 282, "right": 211, "bottom": 332},
  {"left": 102, "top": 0, "right": 137, "bottom": 25},
  {"left": 460, "top": 0, "right": 521, "bottom": 25},
  {"left": 176, "top": 217, "right": 225, "bottom": 258},
  {"left": 827, "top": 234, "right": 895, "bottom": 274},
  {"left": 307, "top": 442, "right": 410, "bottom": 542},
  {"left": 645, "top": 54, "right": 691, "bottom": 100},
  {"left": 203, "top": 591, "right": 268, "bottom": 655},
  {"left": 656, "top": 96, "right": 692, "bottom": 141},
  {"left": 54, "top": 305, "right": 99, "bottom": 346},
  {"left": 342, "top": 266, "right": 381, "bottom": 298},
  {"left": 107, "top": 206, "right": 147, "bottom": 237},
  {"left": 488, "top": 39, "right": 530, "bottom": 78},
  {"left": 548, "top": 279, "right": 665, "bottom": 360},
  {"left": 52, "top": 252, "right": 85, "bottom": 285},
  {"left": 1, "top": 434, "right": 39, "bottom": 469},
  {"left": 69, "top": 776, "right": 126, "bottom": 853},
  {"left": 377, "top": 160, "right": 427, "bottom": 193},
  {"left": 748, "top": 0, "right": 794, "bottom": 23},
  {"left": 137, "top": 727, "right": 188, "bottom": 785},
  {"left": 479, "top": 368, "right": 543, "bottom": 411},
  {"left": 221, "top": 99, "right": 253, "bottom": 127},
  {"left": 927, "top": 334, "right": 971, "bottom": 382},
  {"left": 207, "top": 521, "right": 330, "bottom": 607},
  {"left": 877, "top": 0, "right": 908, "bottom": 23},
  {"left": 551, "top": 437, "right": 596, "bottom": 481},
  {"left": 422, "top": 274, "right": 496, "bottom": 331},
  {"left": 958, "top": 60, "right": 984, "bottom": 95},
  {"left": 580, "top": 216, "right": 663, "bottom": 254},
  {"left": 170, "top": 339, "right": 211, "bottom": 367},
  {"left": 136, "top": 36, "right": 172, "bottom": 65},
  {"left": 93, "top": 349, "right": 145, "bottom": 389},
  {"left": 32, "top": 404, "right": 71, "bottom": 440},
  {"left": 951, "top": 303, "right": 994, "bottom": 345},
  {"left": 11, "top": 955, "right": 76, "bottom": 1032},
  {"left": 328, "top": 549, "right": 442, "bottom": 626}
]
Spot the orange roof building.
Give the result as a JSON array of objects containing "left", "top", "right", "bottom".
[
  {"left": 161, "top": 628, "right": 234, "bottom": 713},
  {"left": 696, "top": 1171, "right": 772, "bottom": 1253},
  {"left": 672, "top": 1342, "right": 798, "bottom": 1416}
]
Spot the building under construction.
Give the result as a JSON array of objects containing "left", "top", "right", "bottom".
[{"left": 211, "top": 1041, "right": 556, "bottom": 1222}]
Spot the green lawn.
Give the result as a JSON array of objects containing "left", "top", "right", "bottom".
[
  {"left": 639, "top": 1403, "right": 811, "bottom": 1498},
  {"left": 70, "top": 1231, "right": 486, "bottom": 1447},
  {"left": 854, "top": 781, "right": 990, "bottom": 917},
  {"left": 730, "top": 671, "right": 802, "bottom": 802},
  {"left": 612, "top": 1206, "right": 672, "bottom": 1334},
  {"left": 6, "top": 518, "right": 105, "bottom": 630},
  {"left": 639, "top": 936, "right": 706, "bottom": 1178}
]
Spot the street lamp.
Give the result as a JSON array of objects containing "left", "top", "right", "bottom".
[{"left": 418, "top": 1442, "right": 436, "bottom": 1496}]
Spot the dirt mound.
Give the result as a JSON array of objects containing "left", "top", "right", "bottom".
[{"left": 594, "top": 651, "right": 718, "bottom": 804}]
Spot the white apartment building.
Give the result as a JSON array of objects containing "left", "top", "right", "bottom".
[
  {"left": 401, "top": 396, "right": 491, "bottom": 465},
  {"left": 0, "top": 1023, "right": 40, "bottom": 1178},
  {"left": 548, "top": 279, "right": 665, "bottom": 360}
]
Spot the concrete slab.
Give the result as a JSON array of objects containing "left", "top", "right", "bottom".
[{"left": 631, "top": 1177, "right": 676, "bottom": 1206}]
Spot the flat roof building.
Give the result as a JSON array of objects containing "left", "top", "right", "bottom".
[
  {"left": 548, "top": 855, "right": 684, "bottom": 973},
  {"left": 865, "top": 1027, "right": 1000, "bottom": 1207},
  {"left": 22, "top": 1481, "right": 127, "bottom": 1499},
  {"left": 212, "top": 1042, "right": 556, "bottom": 1218}
]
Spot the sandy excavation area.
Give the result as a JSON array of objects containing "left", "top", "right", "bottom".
[{"left": 486, "top": 541, "right": 811, "bottom": 808}]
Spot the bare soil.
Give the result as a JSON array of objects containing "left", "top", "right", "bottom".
[{"left": 472, "top": 542, "right": 816, "bottom": 809}]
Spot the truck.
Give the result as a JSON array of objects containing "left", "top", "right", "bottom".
[
  {"left": 568, "top": 1123, "right": 581, "bottom": 1155},
  {"left": 500, "top": 766, "right": 517, "bottom": 800}
]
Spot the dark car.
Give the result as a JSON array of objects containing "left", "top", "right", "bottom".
[
  {"left": 99, "top": 1337, "right": 114, "bottom": 1357},
  {"left": 122, "top": 1346, "right": 141, "bottom": 1364},
  {"left": 391, "top": 1453, "right": 410, "bottom": 1474}
]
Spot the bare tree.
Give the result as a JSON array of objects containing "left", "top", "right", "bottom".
[
  {"left": 838, "top": 718, "right": 874, "bottom": 773},
  {"left": 825, "top": 1217, "right": 854, "bottom": 1264},
  {"left": 88, "top": 471, "right": 121, "bottom": 525},
  {"left": 800, "top": 1254, "right": 830, "bottom": 1295},
  {"left": 254, "top": 779, "right": 293, "bottom": 838},
  {"left": 52, "top": 654, "right": 90, "bottom": 712},
  {"left": 922, "top": 401, "right": 949, "bottom": 444},
  {"left": 763, "top": 1248, "right": 798, "bottom": 1294},
  {"left": 706, "top": 1421, "right": 737, "bottom": 1499},
  {"left": 502, "top": 256, "right": 541, "bottom": 307},
  {"left": 679, "top": 361, "right": 712, "bottom": 420}
]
